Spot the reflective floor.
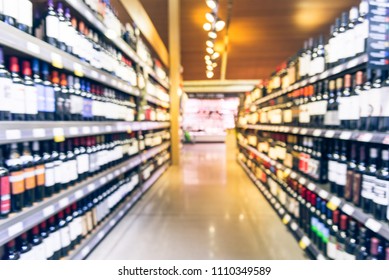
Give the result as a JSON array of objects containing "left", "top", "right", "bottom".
[{"left": 88, "top": 134, "right": 307, "bottom": 260}]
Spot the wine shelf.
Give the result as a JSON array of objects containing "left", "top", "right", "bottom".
[
  {"left": 251, "top": 54, "right": 367, "bottom": 107},
  {"left": 238, "top": 142, "right": 389, "bottom": 242},
  {"left": 238, "top": 124, "right": 389, "bottom": 146},
  {"left": 67, "top": 161, "right": 170, "bottom": 260},
  {"left": 0, "top": 21, "right": 140, "bottom": 97},
  {"left": 146, "top": 95, "right": 170, "bottom": 109},
  {"left": 0, "top": 142, "right": 170, "bottom": 247},
  {"left": 0, "top": 121, "right": 170, "bottom": 145},
  {"left": 64, "top": 0, "right": 170, "bottom": 90},
  {"left": 238, "top": 159, "right": 325, "bottom": 260}
]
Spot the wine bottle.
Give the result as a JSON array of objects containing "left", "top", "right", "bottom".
[
  {"left": 328, "top": 140, "right": 339, "bottom": 195},
  {"left": 64, "top": 207, "right": 76, "bottom": 251},
  {"left": 57, "top": 210, "right": 70, "bottom": 257},
  {"left": 324, "top": 80, "right": 339, "bottom": 128},
  {"left": 32, "top": 141, "right": 45, "bottom": 202},
  {"left": 353, "top": 145, "right": 366, "bottom": 207},
  {"left": 335, "top": 141, "right": 347, "bottom": 198},
  {"left": 69, "top": 76, "right": 82, "bottom": 121},
  {"left": 343, "top": 220, "right": 358, "bottom": 260},
  {"left": 18, "top": 232, "right": 34, "bottom": 260},
  {"left": 60, "top": 73, "right": 71, "bottom": 121},
  {"left": 66, "top": 139, "right": 78, "bottom": 186},
  {"left": 42, "top": 141, "right": 55, "bottom": 198},
  {"left": 0, "top": 47, "right": 12, "bottom": 121},
  {"left": 9, "top": 57, "right": 26, "bottom": 121},
  {"left": 346, "top": 6, "right": 359, "bottom": 60},
  {"left": 355, "top": 227, "right": 369, "bottom": 260},
  {"left": 41, "top": 62, "right": 55, "bottom": 120},
  {"left": 361, "top": 147, "right": 379, "bottom": 214},
  {"left": 6, "top": 143, "right": 24, "bottom": 212},
  {"left": 349, "top": 71, "right": 363, "bottom": 130},
  {"left": 48, "top": 216, "right": 61, "bottom": 260},
  {"left": 16, "top": 0, "right": 33, "bottom": 34},
  {"left": 56, "top": 2, "right": 68, "bottom": 52},
  {"left": 37, "top": 0, "right": 59, "bottom": 47},
  {"left": 326, "top": 209, "right": 339, "bottom": 260},
  {"left": 359, "top": 69, "right": 372, "bottom": 131},
  {"left": 345, "top": 143, "right": 357, "bottom": 202},
  {"left": 366, "top": 70, "right": 383, "bottom": 131},
  {"left": 30, "top": 226, "right": 46, "bottom": 259},
  {"left": 64, "top": 8, "right": 75, "bottom": 54},
  {"left": 335, "top": 214, "right": 348, "bottom": 260},
  {"left": 373, "top": 149, "right": 389, "bottom": 221},
  {"left": 52, "top": 142, "right": 63, "bottom": 194},
  {"left": 378, "top": 70, "right": 389, "bottom": 132},
  {"left": 0, "top": 146, "right": 10, "bottom": 218},
  {"left": 2, "top": 240, "right": 20, "bottom": 260},
  {"left": 22, "top": 61, "right": 38, "bottom": 121},
  {"left": 338, "top": 74, "right": 352, "bottom": 129},
  {"left": 58, "top": 142, "right": 69, "bottom": 191},
  {"left": 32, "top": 59, "right": 46, "bottom": 121},
  {"left": 2, "top": 0, "right": 18, "bottom": 27},
  {"left": 367, "top": 237, "right": 380, "bottom": 260},
  {"left": 354, "top": 0, "right": 369, "bottom": 56},
  {"left": 21, "top": 142, "right": 36, "bottom": 207},
  {"left": 52, "top": 71, "right": 63, "bottom": 121},
  {"left": 71, "top": 202, "right": 83, "bottom": 245}
]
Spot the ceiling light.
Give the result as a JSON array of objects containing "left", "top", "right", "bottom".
[
  {"left": 212, "top": 52, "right": 220, "bottom": 59},
  {"left": 215, "top": 19, "right": 225, "bottom": 31},
  {"left": 206, "top": 71, "right": 214, "bottom": 78},
  {"left": 203, "top": 22, "right": 212, "bottom": 31},
  {"left": 206, "top": 40, "right": 214, "bottom": 48},
  {"left": 206, "top": 0, "right": 217, "bottom": 10},
  {"left": 207, "top": 65, "right": 213, "bottom": 71},
  {"left": 206, "top": 47, "right": 214, "bottom": 54},
  {"left": 208, "top": 31, "right": 217, "bottom": 39},
  {"left": 206, "top": 12, "right": 216, "bottom": 22},
  {"left": 204, "top": 55, "right": 211, "bottom": 60},
  {"left": 212, "top": 62, "right": 217, "bottom": 67}
]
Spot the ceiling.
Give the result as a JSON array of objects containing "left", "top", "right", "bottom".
[{"left": 139, "top": 0, "right": 360, "bottom": 81}]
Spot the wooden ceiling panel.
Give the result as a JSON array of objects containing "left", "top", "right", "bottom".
[{"left": 139, "top": 0, "right": 361, "bottom": 81}]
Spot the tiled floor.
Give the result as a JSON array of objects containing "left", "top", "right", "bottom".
[{"left": 87, "top": 134, "right": 307, "bottom": 260}]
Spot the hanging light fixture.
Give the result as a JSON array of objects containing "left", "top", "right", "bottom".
[
  {"left": 212, "top": 52, "right": 220, "bottom": 59},
  {"left": 203, "top": 22, "right": 212, "bottom": 31},
  {"left": 205, "top": 12, "right": 216, "bottom": 22},
  {"left": 206, "top": 47, "right": 214, "bottom": 54},
  {"left": 206, "top": 0, "right": 217, "bottom": 10},
  {"left": 206, "top": 40, "right": 214, "bottom": 48},
  {"left": 215, "top": 19, "right": 225, "bottom": 31},
  {"left": 206, "top": 71, "right": 214, "bottom": 78},
  {"left": 208, "top": 31, "right": 217, "bottom": 39}
]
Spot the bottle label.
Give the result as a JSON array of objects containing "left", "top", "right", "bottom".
[
  {"left": 54, "top": 161, "right": 63, "bottom": 184},
  {"left": 42, "top": 235, "right": 54, "bottom": 259},
  {"left": 46, "top": 15, "right": 59, "bottom": 39},
  {"left": 338, "top": 96, "right": 360, "bottom": 121},
  {"left": 60, "top": 225, "right": 71, "bottom": 248},
  {"left": 19, "top": 249, "right": 35, "bottom": 260},
  {"left": 336, "top": 162, "right": 347, "bottom": 186},
  {"left": 24, "top": 167, "right": 36, "bottom": 190},
  {"left": 3, "top": 1, "right": 18, "bottom": 19},
  {"left": 324, "top": 110, "right": 340, "bottom": 126},
  {"left": 327, "top": 239, "right": 337, "bottom": 259},
  {"left": 51, "top": 230, "right": 61, "bottom": 252},
  {"left": 0, "top": 176, "right": 11, "bottom": 214},
  {"left": 9, "top": 170, "right": 24, "bottom": 194},
  {"left": 44, "top": 163, "right": 55, "bottom": 187},
  {"left": 380, "top": 88, "right": 389, "bottom": 117},
  {"left": 45, "top": 86, "right": 56, "bottom": 113},
  {"left": 61, "top": 161, "right": 70, "bottom": 184},
  {"left": 36, "top": 84, "right": 46, "bottom": 112},
  {"left": 299, "top": 105, "right": 310, "bottom": 124},
  {"left": 374, "top": 178, "right": 389, "bottom": 206},
  {"left": 35, "top": 165, "right": 45, "bottom": 186},
  {"left": 352, "top": 173, "right": 362, "bottom": 205},
  {"left": 10, "top": 83, "right": 26, "bottom": 114},
  {"left": 70, "top": 95, "right": 82, "bottom": 114},
  {"left": 367, "top": 88, "right": 382, "bottom": 117},
  {"left": 17, "top": 0, "right": 33, "bottom": 28},
  {"left": 327, "top": 160, "right": 337, "bottom": 183},
  {"left": 59, "top": 21, "right": 69, "bottom": 44},
  {"left": 32, "top": 243, "right": 46, "bottom": 260},
  {"left": 70, "top": 159, "right": 78, "bottom": 181},
  {"left": 345, "top": 170, "right": 354, "bottom": 200},
  {"left": 0, "top": 77, "right": 12, "bottom": 112},
  {"left": 361, "top": 174, "right": 376, "bottom": 199},
  {"left": 69, "top": 220, "right": 78, "bottom": 241}
]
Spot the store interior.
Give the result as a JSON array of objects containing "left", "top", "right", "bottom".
[{"left": 0, "top": 0, "right": 388, "bottom": 260}]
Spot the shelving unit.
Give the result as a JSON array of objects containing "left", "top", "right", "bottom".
[{"left": 67, "top": 161, "right": 170, "bottom": 260}]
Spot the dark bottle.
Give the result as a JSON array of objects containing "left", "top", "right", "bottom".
[
  {"left": 317, "top": 80, "right": 329, "bottom": 128},
  {"left": 353, "top": 145, "right": 367, "bottom": 207},
  {"left": 57, "top": 211, "right": 70, "bottom": 257},
  {"left": 30, "top": 226, "right": 46, "bottom": 259},
  {"left": 2, "top": 240, "right": 20, "bottom": 260},
  {"left": 65, "top": 207, "right": 76, "bottom": 250},
  {"left": 64, "top": 8, "right": 74, "bottom": 54},
  {"left": 6, "top": 143, "right": 24, "bottom": 212},
  {"left": 40, "top": 221, "right": 53, "bottom": 260},
  {"left": 36, "top": 0, "right": 60, "bottom": 47},
  {"left": 16, "top": 0, "right": 33, "bottom": 34},
  {"left": 0, "top": 147, "right": 11, "bottom": 218},
  {"left": 336, "top": 141, "right": 348, "bottom": 198},
  {"left": 32, "top": 59, "right": 46, "bottom": 121},
  {"left": 328, "top": 140, "right": 339, "bottom": 195},
  {"left": 18, "top": 232, "right": 33, "bottom": 260},
  {"left": 335, "top": 214, "right": 348, "bottom": 260},
  {"left": 343, "top": 220, "right": 358, "bottom": 260},
  {"left": 9, "top": 57, "right": 26, "bottom": 121},
  {"left": 355, "top": 227, "right": 370, "bottom": 260},
  {"left": 324, "top": 80, "right": 339, "bottom": 128},
  {"left": 52, "top": 142, "right": 63, "bottom": 194},
  {"left": 373, "top": 149, "right": 389, "bottom": 221},
  {"left": 319, "top": 200, "right": 329, "bottom": 255},
  {"left": 22, "top": 61, "right": 38, "bottom": 121},
  {"left": 66, "top": 139, "right": 78, "bottom": 186},
  {"left": 41, "top": 62, "right": 55, "bottom": 120},
  {"left": 378, "top": 70, "right": 389, "bottom": 132},
  {"left": 43, "top": 141, "right": 55, "bottom": 197},
  {"left": 0, "top": 47, "right": 12, "bottom": 120},
  {"left": 345, "top": 143, "right": 357, "bottom": 201},
  {"left": 2, "top": 1, "right": 18, "bottom": 27},
  {"left": 349, "top": 71, "right": 363, "bottom": 130},
  {"left": 58, "top": 142, "right": 69, "bottom": 191},
  {"left": 71, "top": 202, "right": 83, "bottom": 244},
  {"left": 367, "top": 238, "right": 381, "bottom": 260},
  {"left": 68, "top": 75, "right": 79, "bottom": 121},
  {"left": 48, "top": 216, "right": 62, "bottom": 260},
  {"left": 367, "top": 70, "right": 383, "bottom": 131},
  {"left": 32, "top": 141, "right": 45, "bottom": 202},
  {"left": 337, "top": 12, "right": 349, "bottom": 63},
  {"left": 338, "top": 74, "right": 352, "bottom": 129},
  {"left": 21, "top": 142, "right": 36, "bottom": 207},
  {"left": 326, "top": 209, "right": 339, "bottom": 260},
  {"left": 60, "top": 73, "right": 71, "bottom": 121},
  {"left": 359, "top": 69, "right": 373, "bottom": 131},
  {"left": 52, "top": 71, "right": 64, "bottom": 121},
  {"left": 56, "top": 2, "right": 68, "bottom": 52},
  {"left": 361, "top": 147, "right": 379, "bottom": 214}
]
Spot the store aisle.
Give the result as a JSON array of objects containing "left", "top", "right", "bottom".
[{"left": 87, "top": 134, "right": 307, "bottom": 260}]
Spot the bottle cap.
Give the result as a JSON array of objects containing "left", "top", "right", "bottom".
[
  {"left": 60, "top": 73, "right": 67, "bottom": 86},
  {"left": 57, "top": 2, "right": 63, "bottom": 13},
  {"left": 333, "top": 210, "right": 340, "bottom": 224},
  {"left": 22, "top": 61, "right": 32, "bottom": 76},
  {"left": 57, "top": 211, "right": 64, "bottom": 218},
  {"left": 9, "top": 57, "right": 20, "bottom": 73},
  {"left": 32, "top": 226, "right": 40, "bottom": 234},
  {"left": 340, "top": 214, "right": 348, "bottom": 230},
  {"left": 7, "top": 239, "right": 16, "bottom": 247},
  {"left": 51, "top": 71, "right": 59, "bottom": 84}
]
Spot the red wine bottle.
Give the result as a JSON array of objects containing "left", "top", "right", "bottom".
[
  {"left": 2, "top": 239, "right": 20, "bottom": 260},
  {"left": 32, "top": 59, "right": 46, "bottom": 121},
  {"left": 71, "top": 202, "right": 83, "bottom": 245},
  {"left": 18, "top": 232, "right": 33, "bottom": 260},
  {"left": 35, "top": 0, "right": 59, "bottom": 47},
  {"left": 6, "top": 143, "right": 24, "bottom": 212},
  {"left": 30, "top": 225, "right": 46, "bottom": 259},
  {"left": 56, "top": 2, "right": 68, "bottom": 53},
  {"left": 335, "top": 141, "right": 347, "bottom": 198},
  {"left": 43, "top": 141, "right": 55, "bottom": 198},
  {"left": 58, "top": 142, "right": 69, "bottom": 191},
  {"left": 343, "top": 220, "right": 358, "bottom": 260},
  {"left": 335, "top": 214, "right": 348, "bottom": 260},
  {"left": 345, "top": 143, "right": 357, "bottom": 202},
  {"left": 52, "top": 142, "right": 63, "bottom": 194},
  {"left": 58, "top": 210, "right": 71, "bottom": 257},
  {"left": 48, "top": 216, "right": 61, "bottom": 260},
  {"left": 32, "top": 141, "right": 45, "bottom": 202},
  {"left": 41, "top": 62, "right": 55, "bottom": 120},
  {"left": 0, "top": 47, "right": 12, "bottom": 121},
  {"left": 66, "top": 139, "right": 78, "bottom": 186},
  {"left": 373, "top": 149, "right": 389, "bottom": 221},
  {"left": 22, "top": 61, "right": 38, "bottom": 121},
  {"left": 40, "top": 221, "right": 53, "bottom": 260},
  {"left": 353, "top": 145, "right": 366, "bottom": 207},
  {"left": 65, "top": 207, "right": 76, "bottom": 251},
  {"left": 60, "top": 73, "right": 71, "bottom": 121},
  {"left": 361, "top": 147, "right": 379, "bottom": 214},
  {"left": 21, "top": 142, "right": 36, "bottom": 207},
  {"left": 9, "top": 57, "right": 26, "bottom": 121},
  {"left": 0, "top": 147, "right": 11, "bottom": 218},
  {"left": 52, "top": 71, "right": 63, "bottom": 121}
]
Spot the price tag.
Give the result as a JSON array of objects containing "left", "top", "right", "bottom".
[
  {"left": 358, "top": 133, "right": 373, "bottom": 142},
  {"left": 332, "top": 65, "right": 343, "bottom": 75},
  {"left": 97, "top": 231, "right": 105, "bottom": 240},
  {"left": 109, "top": 220, "right": 116, "bottom": 227},
  {"left": 81, "top": 247, "right": 90, "bottom": 258},
  {"left": 307, "top": 183, "right": 316, "bottom": 191},
  {"left": 114, "top": 170, "right": 120, "bottom": 177},
  {"left": 319, "top": 71, "right": 329, "bottom": 80},
  {"left": 73, "top": 63, "right": 84, "bottom": 77},
  {"left": 43, "top": 205, "right": 55, "bottom": 217},
  {"left": 59, "top": 197, "right": 70, "bottom": 208},
  {"left": 290, "top": 222, "right": 298, "bottom": 231},
  {"left": 107, "top": 173, "right": 114, "bottom": 181},
  {"left": 119, "top": 210, "right": 124, "bottom": 217},
  {"left": 327, "top": 196, "right": 342, "bottom": 211},
  {"left": 383, "top": 136, "right": 389, "bottom": 145},
  {"left": 300, "top": 128, "right": 308, "bottom": 135},
  {"left": 342, "top": 204, "right": 355, "bottom": 216},
  {"left": 27, "top": 42, "right": 40, "bottom": 55},
  {"left": 82, "top": 126, "right": 91, "bottom": 134},
  {"left": 6, "top": 129, "right": 21, "bottom": 140},
  {"left": 313, "top": 129, "right": 322, "bottom": 137},
  {"left": 53, "top": 128, "right": 65, "bottom": 142},
  {"left": 325, "top": 130, "right": 335, "bottom": 138},
  {"left": 8, "top": 222, "right": 23, "bottom": 237},
  {"left": 87, "top": 183, "right": 95, "bottom": 192},
  {"left": 69, "top": 127, "right": 79, "bottom": 135},
  {"left": 111, "top": 79, "right": 118, "bottom": 87},
  {"left": 51, "top": 53, "right": 63, "bottom": 69},
  {"left": 92, "top": 126, "right": 100, "bottom": 133},
  {"left": 309, "top": 76, "right": 318, "bottom": 84},
  {"left": 365, "top": 219, "right": 382, "bottom": 233},
  {"left": 318, "top": 189, "right": 329, "bottom": 199},
  {"left": 75, "top": 190, "right": 84, "bottom": 199},
  {"left": 284, "top": 127, "right": 290, "bottom": 133},
  {"left": 299, "top": 236, "right": 311, "bottom": 250},
  {"left": 100, "top": 176, "right": 108, "bottom": 185},
  {"left": 101, "top": 75, "right": 107, "bottom": 82},
  {"left": 278, "top": 208, "right": 285, "bottom": 215},
  {"left": 105, "top": 125, "right": 113, "bottom": 132},
  {"left": 282, "top": 214, "right": 291, "bottom": 225},
  {"left": 292, "top": 127, "right": 300, "bottom": 134},
  {"left": 298, "top": 177, "right": 307, "bottom": 185},
  {"left": 121, "top": 166, "right": 126, "bottom": 173},
  {"left": 346, "top": 58, "right": 359, "bottom": 69},
  {"left": 32, "top": 128, "right": 46, "bottom": 138},
  {"left": 340, "top": 131, "right": 352, "bottom": 140},
  {"left": 91, "top": 70, "right": 99, "bottom": 79}
]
